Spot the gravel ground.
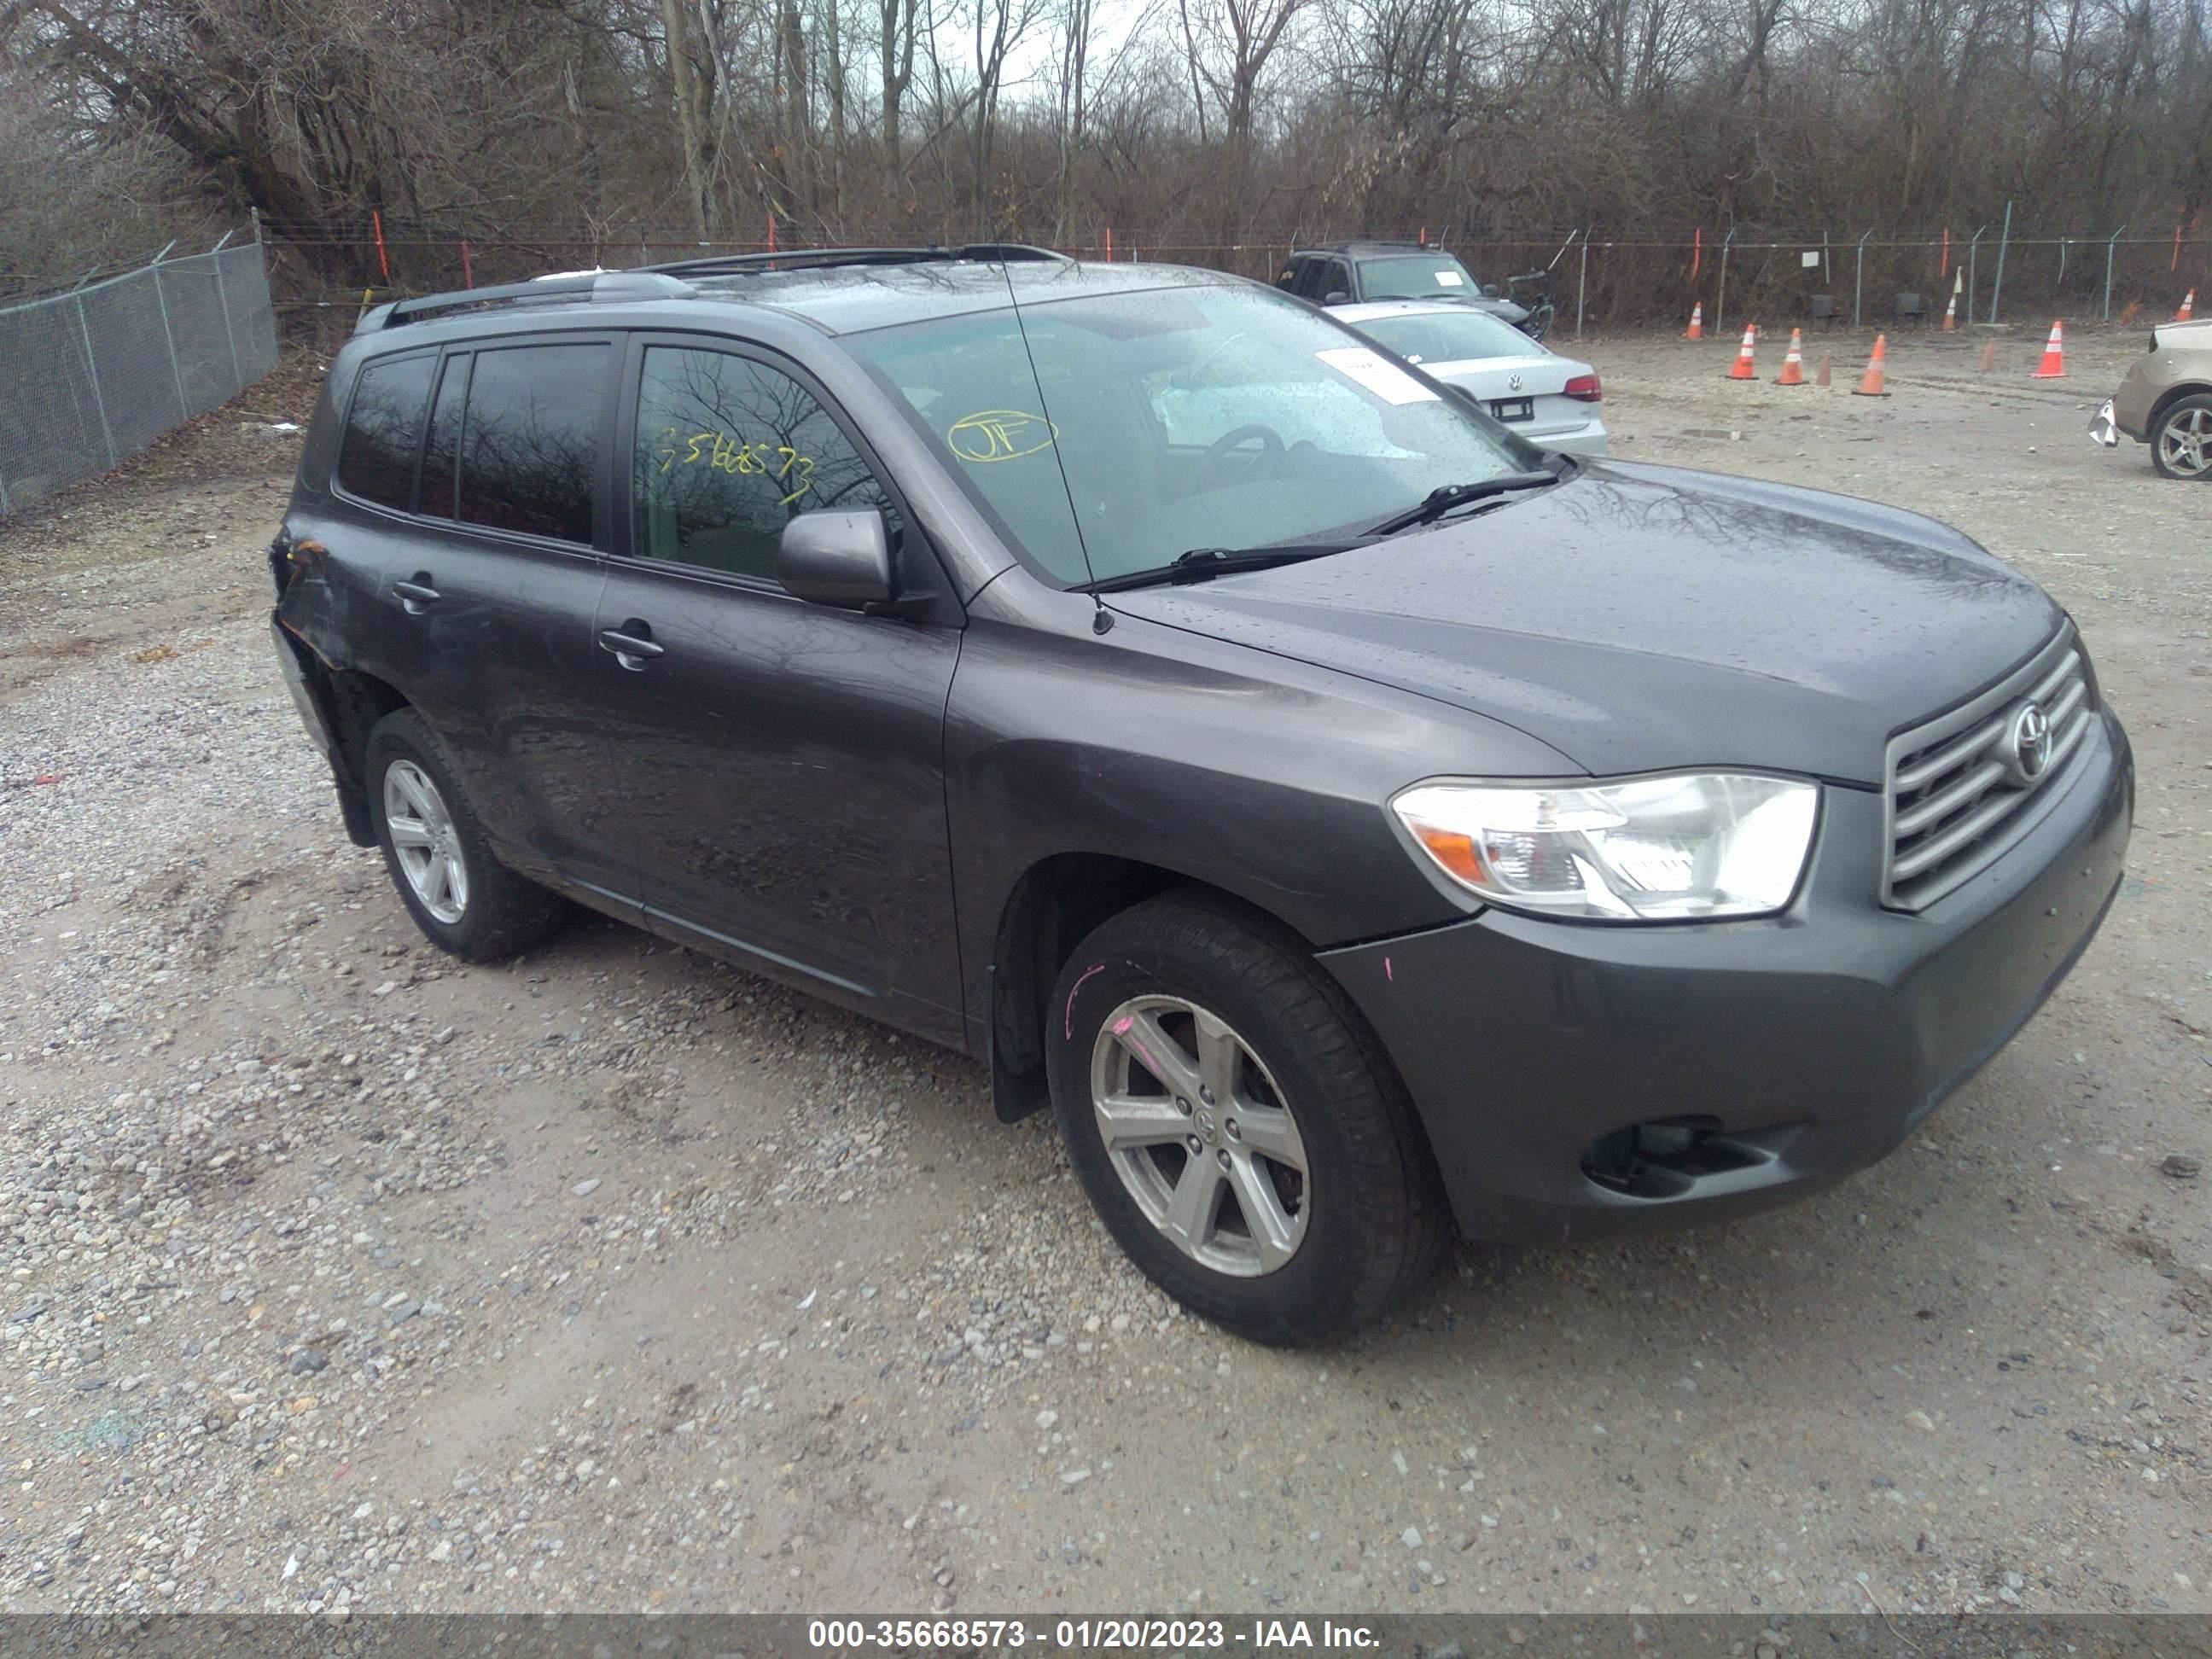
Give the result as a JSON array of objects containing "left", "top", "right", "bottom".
[{"left": 0, "top": 324, "right": 2205, "bottom": 1621}]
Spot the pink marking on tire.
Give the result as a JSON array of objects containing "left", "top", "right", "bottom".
[
  {"left": 1384, "top": 956, "right": 1394, "bottom": 981},
  {"left": 1064, "top": 963, "right": 1107, "bottom": 1039}
]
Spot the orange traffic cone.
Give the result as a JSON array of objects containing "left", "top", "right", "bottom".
[
  {"left": 1817, "top": 352, "right": 1832, "bottom": 388},
  {"left": 1685, "top": 301, "right": 1704, "bottom": 340},
  {"left": 2179, "top": 288, "right": 2197, "bottom": 321},
  {"left": 2031, "top": 320, "right": 2066, "bottom": 378},
  {"left": 1727, "top": 324, "right": 1757, "bottom": 380},
  {"left": 1978, "top": 340, "right": 1997, "bottom": 373},
  {"left": 1941, "top": 291, "right": 1957, "bottom": 330},
  {"left": 1850, "top": 334, "right": 1890, "bottom": 397},
  {"left": 1776, "top": 327, "right": 1807, "bottom": 386}
]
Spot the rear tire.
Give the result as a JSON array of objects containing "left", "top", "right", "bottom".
[
  {"left": 2151, "top": 393, "right": 2212, "bottom": 480},
  {"left": 1045, "top": 892, "right": 1451, "bottom": 1345},
  {"left": 366, "top": 708, "right": 568, "bottom": 962}
]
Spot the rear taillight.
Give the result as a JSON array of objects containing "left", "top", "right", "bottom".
[{"left": 1563, "top": 373, "right": 1603, "bottom": 402}]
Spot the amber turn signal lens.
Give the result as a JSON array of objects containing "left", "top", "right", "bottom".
[{"left": 1407, "top": 821, "right": 1487, "bottom": 885}]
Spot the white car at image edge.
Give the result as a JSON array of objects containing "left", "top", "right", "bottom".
[{"left": 1336, "top": 299, "right": 1609, "bottom": 457}]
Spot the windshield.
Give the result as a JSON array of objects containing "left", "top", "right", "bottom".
[
  {"left": 1356, "top": 254, "right": 1483, "bottom": 301},
  {"left": 846, "top": 282, "right": 1529, "bottom": 585},
  {"left": 1355, "top": 309, "right": 1542, "bottom": 367}
]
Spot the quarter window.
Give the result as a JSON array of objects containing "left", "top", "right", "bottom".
[
  {"left": 335, "top": 354, "right": 436, "bottom": 510},
  {"left": 632, "top": 346, "right": 894, "bottom": 579},
  {"left": 456, "top": 343, "right": 608, "bottom": 544}
]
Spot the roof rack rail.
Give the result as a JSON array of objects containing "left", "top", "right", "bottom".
[
  {"left": 361, "top": 270, "right": 696, "bottom": 333},
  {"left": 638, "top": 243, "right": 1071, "bottom": 279}
]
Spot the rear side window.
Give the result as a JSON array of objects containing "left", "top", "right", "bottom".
[
  {"left": 631, "top": 346, "right": 895, "bottom": 579},
  {"left": 335, "top": 354, "right": 437, "bottom": 509},
  {"left": 457, "top": 343, "right": 608, "bottom": 544}
]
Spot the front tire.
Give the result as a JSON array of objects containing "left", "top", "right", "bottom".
[
  {"left": 1045, "top": 893, "right": 1451, "bottom": 1345},
  {"left": 2151, "top": 393, "right": 2212, "bottom": 480},
  {"left": 366, "top": 709, "right": 568, "bottom": 962}
]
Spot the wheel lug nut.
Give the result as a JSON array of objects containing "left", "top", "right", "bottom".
[
  {"left": 1225, "top": 1120, "right": 1241, "bottom": 1140},
  {"left": 1200, "top": 1086, "right": 1215, "bottom": 1105},
  {"left": 1186, "top": 1135, "right": 1203, "bottom": 1155},
  {"left": 1176, "top": 1097, "right": 1192, "bottom": 1115},
  {"left": 1215, "top": 1149, "right": 1231, "bottom": 1170}
]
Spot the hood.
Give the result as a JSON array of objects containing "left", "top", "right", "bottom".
[{"left": 1104, "top": 460, "right": 2062, "bottom": 784}]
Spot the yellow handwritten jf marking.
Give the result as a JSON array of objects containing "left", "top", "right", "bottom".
[{"left": 947, "top": 410, "right": 1058, "bottom": 463}]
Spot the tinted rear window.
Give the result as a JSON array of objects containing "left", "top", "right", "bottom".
[
  {"left": 419, "top": 353, "right": 469, "bottom": 520},
  {"left": 335, "top": 354, "right": 436, "bottom": 509},
  {"left": 456, "top": 343, "right": 608, "bottom": 544}
]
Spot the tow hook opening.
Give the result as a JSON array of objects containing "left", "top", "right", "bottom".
[{"left": 1581, "top": 1116, "right": 1770, "bottom": 1199}]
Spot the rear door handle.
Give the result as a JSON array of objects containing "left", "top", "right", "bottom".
[
  {"left": 598, "top": 625, "right": 665, "bottom": 669},
  {"left": 393, "top": 577, "right": 441, "bottom": 614}
]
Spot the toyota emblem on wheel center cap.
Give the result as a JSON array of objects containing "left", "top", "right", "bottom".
[{"left": 2005, "top": 700, "right": 2053, "bottom": 784}]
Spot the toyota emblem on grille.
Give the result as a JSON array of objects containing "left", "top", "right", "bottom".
[{"left": 2004, "top": 700, "right": 2053, "bottom": 784}]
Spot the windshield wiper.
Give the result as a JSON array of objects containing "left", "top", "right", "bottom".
[
  {"left": 1360, "top": 460, "right": 1569, "bottom": 538},
  {"left": 1084, "top": 542, "right": 1360, "bottom": 593}
]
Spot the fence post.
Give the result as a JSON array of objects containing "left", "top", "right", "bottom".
[
  {"left": 209, "top": 246, "right": 245, "bottom": 393},
  {"left": 0, "top": 454, "right": 12, "bottom": 518},
  {"left": 150, "top": 247, "right": 192, "bottom": 423},
  {"left": 1575, "top": 230, "right": 1588, "bottom": 339},
  {"left": 2104, "top": 226, "right": 2125, "bottom": 321},
  {"left": 1989, "top": 201, "right": 2013, "bottom": 324},
  {"left": 73, "top": 294, "right": 119, "bottom": 467},
  {"left": 1715, "top": 229, "right": 1734, "bottom": 335},
  {"left": 1854, "top": 230, "right": 1871, "bottom": 327},
  {"left": 1967, "top": 226, "right": 1986, "bottom": 324}
]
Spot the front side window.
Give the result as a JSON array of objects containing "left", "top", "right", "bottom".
[
  {"left": 631, "top": 346, "right": 893, "bottom": 579},
  {"left": 335, "top": 354, "right": 437, "bottom": 510},
  {"left": 1355, "top": 254, "right": 1483, "bottom": 301},
  {"left": 848, "top": 282, "right": 1528, "bottom": 586},
  {"left": 456, "top": 343, "right": 608, "bottom": 544}
]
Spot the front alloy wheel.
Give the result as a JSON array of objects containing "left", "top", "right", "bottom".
[
  {"left": 1047, "top": 892, "right": 1451, "bottom": 1344},
  {"left": 1091, "top": 995, "right": 1309, "bottom": 1276}
]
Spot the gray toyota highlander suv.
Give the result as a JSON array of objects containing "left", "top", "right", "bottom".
[{"left": 269, "top": 248, "right": 2133, "bottom": 1343}]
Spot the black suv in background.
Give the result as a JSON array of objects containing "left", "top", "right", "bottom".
[
  {"left": 1277, "top": 241, "right": 1534, "bottom": 329},
  {"left": 270, "top": 249, "right": 2131, "bottom": 1344}
]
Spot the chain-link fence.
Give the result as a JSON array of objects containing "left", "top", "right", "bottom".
[{"left": 0, "top": 233, "right": 278, "bottom": 519}]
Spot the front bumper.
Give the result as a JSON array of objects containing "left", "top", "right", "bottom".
[{"left": 1320, "top": 710, "right": 2132, "bottom": 1244}]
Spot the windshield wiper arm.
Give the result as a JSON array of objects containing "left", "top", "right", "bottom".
[
  {"left": 1083, "top": 542, "right": 1359, "bottom": 593},
  {"left": 1361, "top": 465, "right": 1566, "bottom": 538}
]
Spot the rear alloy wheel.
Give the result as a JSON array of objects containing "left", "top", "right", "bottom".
[
  {"left": 366, "top": 708, "right": 568, "bottom": 962},
  {"left": 1047, "top": 893, "right": 1451, "bottom": 1344},
  {"left": 2151, "top": 393, "right": 2212, "bottom": 480}
]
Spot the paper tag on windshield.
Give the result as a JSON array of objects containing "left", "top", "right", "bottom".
[
  {"left": 1316, "top": 346, "right": 1440, "bottom": 405},
  {"left": 1434, "top": 270, "right": 1464, "bottom": 286}
]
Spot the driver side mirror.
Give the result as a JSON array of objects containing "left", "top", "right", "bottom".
[
  {"left": 779, "top": 509, "right": 894, "bottom": 608},
  {"left": 1322, "top": 290, "right": 1350, "bottom": 306},
  {"left": 1481, "top": 283, "right": 1503, "bottom": 299}
]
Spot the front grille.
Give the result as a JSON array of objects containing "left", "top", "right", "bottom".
[{"left": 1883, "top": 627, "right": 2094, "bottom": 912}]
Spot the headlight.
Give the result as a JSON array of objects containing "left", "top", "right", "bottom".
[{"left": 1391, "top": 773, "right": 1819, "bottom": 922}]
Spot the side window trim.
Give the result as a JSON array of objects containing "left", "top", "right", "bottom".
[
  {"left": 609, "top": 331, "right": 930, "bottom": 596},
  {"left": 329, "top": 346, "right": 439, "bottom": 515}
]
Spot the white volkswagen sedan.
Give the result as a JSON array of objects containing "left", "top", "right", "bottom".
[{"left": 1335, "top": 300, "right": 1609, "bottom": 457}]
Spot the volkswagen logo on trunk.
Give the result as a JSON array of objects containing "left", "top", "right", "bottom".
[
  {"left": 1507, "top": 373, "right": 1524, "bottom": 392},
  {"left": 2003, "top": 701, "right": 2054, "bottom": 784}
]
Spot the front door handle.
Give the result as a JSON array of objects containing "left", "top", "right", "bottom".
[
  {"left": 393, "top": 575, "right": 441, "bottom": 614},
  {"left": 598, "top": 624, "right": 666, "bottom": 670}
]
